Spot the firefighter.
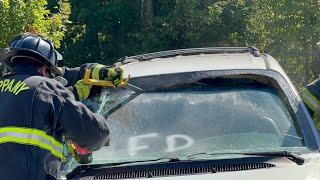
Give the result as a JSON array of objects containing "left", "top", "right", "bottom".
[
  {"left": 0, "top": 33, "right": 121, "bottom": 180},
  {"left": 300, "top": 78, "right": 320, "bottom": 128}
]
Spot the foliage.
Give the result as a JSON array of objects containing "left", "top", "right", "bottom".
[
  {"left": 61, "top": 0, "right": 249, "bottom": 65},
  {"left": 2, "top": 0, "right": 320, "bottom": 89},
  {"left": 246, "top": 0, "right": 320, "bottom": 88},
  {"left": 0, "top": 0, "right": 70, "bottom": 48}
]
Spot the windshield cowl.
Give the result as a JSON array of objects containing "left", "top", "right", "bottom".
[{"left": 66, "top": 155, "right": 281, "bottom": 179}]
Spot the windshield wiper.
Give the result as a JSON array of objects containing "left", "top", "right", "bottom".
[
  {"left": 187, "top": 151, "right": 305, "bottom": 165},
  {"left": 66, "top": 157, "right": 181, "bottom": 179},
  {"left": 244, "top": 151, "right": 305, "bottom": 165},
  {"left": 103, "top": 157, "right": 181, "bottom": 167}
]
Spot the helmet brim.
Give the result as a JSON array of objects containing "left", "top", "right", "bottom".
[{"left": 0, "top": 48, "right": 62, "bottom": 76}]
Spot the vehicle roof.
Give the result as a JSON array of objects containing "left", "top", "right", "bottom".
[{"left": 119, "top": 47, "right": 287, "bottom": 78}]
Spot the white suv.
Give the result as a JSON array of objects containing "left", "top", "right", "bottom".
[{"left": 62, "top": 47, "right": 320, "bottom": 180}]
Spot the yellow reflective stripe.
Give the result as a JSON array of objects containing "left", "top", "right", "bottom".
[
  {"left": 301, "top": 89, "right": 320, "bottom": 113},
  {"left": 0, "top": 137, "right": 63, "bottom": 159},
  {"left": 92, "top": 64, "right": 105, "bottom": 80},
  {"left": 0, "top": 127, "right": 63, "bottom": 159},
  {"left": 0, "top": 127, "right": 62, "bottom": 148}
]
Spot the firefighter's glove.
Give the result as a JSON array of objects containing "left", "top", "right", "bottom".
[
  {"left": 107, "top": 67, "right": 124, "bottom": 88},
  {"left": 75, "top": 79, "right": 92, "bottom": 100},
  {"left": 90, "top": 64, "right": 109, "bottom": 80},
  {"left": 67, "top": 143, "right": 93, "bottom": 164},
  {"left": 90, "top": 64, "right": 125, "bottom": 87}
]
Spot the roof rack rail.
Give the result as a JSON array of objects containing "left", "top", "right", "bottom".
[{"left": 118, "top": 47, "right": 260, "bottom": 64}]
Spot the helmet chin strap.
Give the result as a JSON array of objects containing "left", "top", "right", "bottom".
[
  {"left": 40, "top": 66, "right": 50, "bottom": 77},
  {"left": 49, "top": 72, "right": 55, "bottom": 79}
]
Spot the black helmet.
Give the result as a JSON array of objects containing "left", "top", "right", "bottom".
[{"left": 0, "top": 33, "right": 63, "bottom": 75}]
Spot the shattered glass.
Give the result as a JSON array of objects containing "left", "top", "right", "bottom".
[{"left": 81, "top": 84, "right": 305, "bottom": 164}]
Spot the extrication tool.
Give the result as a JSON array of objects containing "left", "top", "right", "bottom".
[{"left": 83, "top": 69, "right": 129, "bottom": 87}]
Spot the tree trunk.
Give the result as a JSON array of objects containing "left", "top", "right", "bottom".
[{"left": 141, "top": 0, "right": 154, "bottom": 29}]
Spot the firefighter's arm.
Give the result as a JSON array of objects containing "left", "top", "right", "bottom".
[
  {"left": 59, "top": 63, "right": 124, "bottom": 100},
  {"left": 60, "top": 63, "right": 124, "bottom": 87},
  {"left": 59, "top": 63, "right": 97, "bottom": 87},
  {"left": 55, "top": 83, "right": 110, "bottom": 152}
]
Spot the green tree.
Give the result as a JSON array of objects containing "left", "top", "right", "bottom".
[
  {"left": 246, "top": 0, "right": 320, "bottom": 88},
  {"left": 61, "top": 0, "right": 142, "bottom": 66},
  {"left": 60, "top": 0, "right": 320, "bottom": 90},
  {"left": 0, "top": 0, "right": 71, "bottom": 48}
]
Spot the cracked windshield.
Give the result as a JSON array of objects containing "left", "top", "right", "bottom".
[{"left": 83, "top": 82, "right": 304, "bottom": 164}]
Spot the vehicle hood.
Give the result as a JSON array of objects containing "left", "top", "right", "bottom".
[
  {"left": 133, "top": 162, "right": 320, "bottom": 180},
  {"left": 122, "top": 155, "right": 320, "bottom": 180}
]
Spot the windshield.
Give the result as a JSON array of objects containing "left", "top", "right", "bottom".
[{"left": 81, "top": 78, "right": 307, "bottom": 165}]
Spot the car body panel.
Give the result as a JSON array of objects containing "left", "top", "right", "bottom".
[
  {"left": 121, "top": 52, "right": 296, "bottom": 97},
  {"left": 122, "top": 53, "right": 266, "bottom": 78}
]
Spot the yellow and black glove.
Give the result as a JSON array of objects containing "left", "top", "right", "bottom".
[
  {"left": 75, "top": 79, "right": 92, "bottom": 100},
  {"left": 107, "top": 67, "right": 124, "bottom": 88},
  {"left": 66, "top": 142, "right": 92, "bottom": 164},
  {"left": 89, "top": 64, "right": 125, "bottom": 87}
]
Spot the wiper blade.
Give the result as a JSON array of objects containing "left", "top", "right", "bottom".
[
  {"left": 187, "top": 151, "right": 305, "bottom": 165},
  {"left": 102, "top": 157, "right": 181, "bottom": 167},
  {"left": 243, "top": 151, "right": 305, "bottom": 165},
  {"left": 66, "top": 157, "right": 181, "bottom": 179},
  {"left": 126, "top": 83, "right": 144, "bottom": 93}
]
